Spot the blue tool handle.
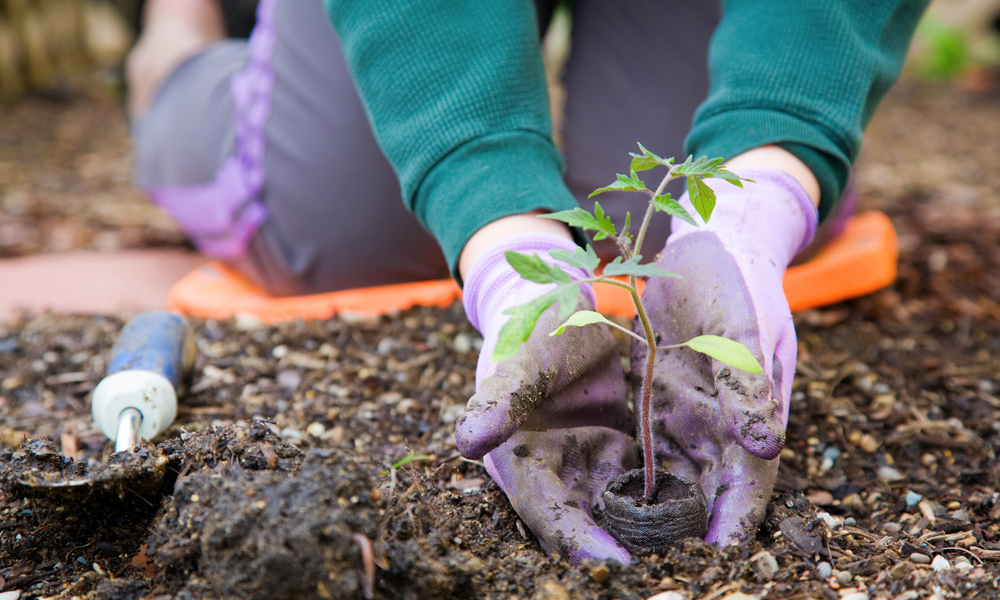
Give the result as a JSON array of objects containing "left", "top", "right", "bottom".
[{"left": 108, "top": 311, "right": 194, "bottom": 392}]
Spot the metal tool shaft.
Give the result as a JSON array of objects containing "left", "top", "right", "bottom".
[{"left": 114, "top": 407, "right": 143, "bottom": 453}]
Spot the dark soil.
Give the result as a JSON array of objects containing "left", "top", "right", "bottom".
[{"left": 2, "top": 75, "right": 1000, "bottom": 599}]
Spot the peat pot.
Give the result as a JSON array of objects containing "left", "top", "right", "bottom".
[{"left": 602, "top": 468, "right": 708, "bottom": 554}]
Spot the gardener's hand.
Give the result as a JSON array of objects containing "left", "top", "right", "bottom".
[
  {"left": 636, "top": 167, "right": 817, "bottom": 545},
  {"left": 456, "top": 232, "right": 636, "bottom": 563}
]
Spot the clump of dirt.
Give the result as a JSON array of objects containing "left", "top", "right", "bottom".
[
  {"left": 1, "top": 439, "right": 171, "bottom": 501},
  {"left": 0, "top": 421, "right": 307, "bottom": 598},
  {"left": 148, "top": 447, "right": 377, "bottom": 599}
]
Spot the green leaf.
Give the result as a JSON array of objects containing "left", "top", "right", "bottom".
[
  {"left": 680, "top": 335, "right": 763, "bottom": 374},
  {"left": 552, "top": 284, "right": 581, "bottom": 320},
  {"left": 492, "top": 284, "right": 583, "bottom": 362},
  {"left": 505, "top": 250, "right": 571, "bottom": 285},
  {"left": 391, "top": 452, "right": 434, "bottom": 470},
  {"left": 549, "top": 245, "right": 601, "bottom": 273},
  {"left": 629, "top": 154, "right": 660, "bottom": 173},
  {"left": 550, "top": 310, "right": 618, "bottom": 336},
  {"left": 539, "top": 204, "right": 616, "bottom": 240},
  {"left": 715, "top": 170, "right": 747, "bottom": 188},
  {"left": 651, "top": 194, "right": 697, "bottom": 227},
  {"left": 672, "top": 155, "right": 746, "bottom": 189},
  {"left": 687, "top": 175, "right": 717, "bottom": 223},
  {"left": 628, "top": 142, "right": 674, "bottom": 172},
  {"left": 672, "top": 155, "right": 726, "bottom": 178},
  {"left": 602, "top": 255, "right": 680, "bottom": 279},
  {"left": 493, "top": 293, "right": 557, "bottom": 362},
  {"left": 588, "top": 172, "right": 647, "bottom": 198}
]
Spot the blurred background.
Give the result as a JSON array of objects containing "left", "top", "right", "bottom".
[{"left": 0, "top": 0, "right": 997, "bottom": 267}]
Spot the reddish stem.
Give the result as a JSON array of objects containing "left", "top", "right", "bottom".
[
  {"left": 639, "top": 340, "right": 657, "bottom": 501},
  {"left": 627, "top": 278, "right": 659, "bottom": 502}
]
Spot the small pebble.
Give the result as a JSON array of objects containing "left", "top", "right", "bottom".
[
  {"left": 905, "top": 491, "right": 922, "bottom": 508},
  {"left": 816, "top": 562, "right": 832, "bottom": 579},
  {"left": 877, "top": 465, "right": 904, "bottom": 481},
  {"left": 843, "top": 517, "right": 857, "bottom": 527},
  {"left": 835, "top": 569, "right": 853, "bottom": 585},
  {"left": 882, "top": 522, "right": 902, "bottom": 533},
  {"left": 918, "top": 500, "right": 937, "bottom": 524},
  {"left": 233, "top": 313, "right": 263, "bottom": 331},
  {"left": 779, "top": 447, "right": 796, "bottom": 461},
  {"left": 818, "top": 512, "right": 843, "bottom": 530},
  {"left": 538, "top": 581, "right": 570, "bottom": 600},
  {"left": 325, "top": 425, "right": 346, "bottom": 444},
  {"left": 646, "top": 592, "right": 688, "bottom": 600},
  {"left": 377, "top": 337, "right": 401, "bottom": 355},
  {"left": 910, "top": 552, "right": 931, "bottom": 564},
  {"left": 895, "top": 592, "right": 919, "bottom": 600},
  {"left": 306, "top": 422, "right": 326, "bottom": 438},
  {"left": 280, "top": 427, "right": 304, "bottom": 440},
  {"left": 859, "top": 434, "right": 879, "bottom": 453},
  {"left": 395, "top": 398, "right": 419, "bottom": 415},
  {"left": 589, "top": 565, "right": 609, "bottom": 583},
  {"left": 931, "top": 555, "right": 951, "bottom": 571},
  {"left": 451, "top": 333, "right": 473, "bottom": 354},
  {"left": 840, "top": 593, "right": 868, "bottom": 600},
  {"left": 822, "top": 447, "right": 841, "bottom": 461},
  {"left": 751, "top": 551, "right": 778, "bottom": 580},
  {"left": 870, "top": 392, "right": 896, "bottom": 411}
]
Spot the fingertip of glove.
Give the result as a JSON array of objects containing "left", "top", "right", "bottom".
[
  {"left": 584, "top": 543, "right": 632, "bottom": 566},
  {"left": 557, "top": 532, "right": 631, "bottom": 565},
  {"left": 454, "top": 418, "right": 490, "bottom": 460},
  {"left": 732, "top": 420, "right": 785, "bottom": 460}
]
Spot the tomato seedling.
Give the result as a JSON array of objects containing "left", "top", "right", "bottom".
[{"left": 494, "top": 144, "right": 763, "bottom": 503}]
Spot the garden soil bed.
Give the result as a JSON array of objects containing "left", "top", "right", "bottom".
[{"left": 2, "top": 76, "right": 1000, "bottom": 599}]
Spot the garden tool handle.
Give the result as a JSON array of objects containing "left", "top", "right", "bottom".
[{"left": 91, "top": 311, "right": 195, "bottom": 451}]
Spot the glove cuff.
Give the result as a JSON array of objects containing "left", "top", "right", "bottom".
[
  {"left": 463, "top": 232, "right": 594, "bottom": 338},
  {"left": 670, "top": 168, "right": 819, "bottom": 268}
]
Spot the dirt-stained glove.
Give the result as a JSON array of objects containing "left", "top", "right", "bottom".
[
  {"left": 635, "top": 168, "right": 817, "bottom": 545},
  {"left": 457, "top": 233, "right": 636, "bottom": 563}
]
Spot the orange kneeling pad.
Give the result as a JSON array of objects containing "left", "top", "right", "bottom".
[{"left": 168, "top": 211, "right": 897, "bottom": 323}]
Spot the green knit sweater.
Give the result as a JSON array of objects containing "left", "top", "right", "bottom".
[{"left": 324, "top": 0, "right": 929, "bottom": 277}]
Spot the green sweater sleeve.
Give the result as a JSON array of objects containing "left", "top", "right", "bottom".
[
  {"left": 323, "top": 1, "right": 578, "bottom": 277},
  {"left": 686, "top": 0, "right": 929, "bottom": 221}
]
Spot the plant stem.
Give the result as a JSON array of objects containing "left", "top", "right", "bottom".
[
  {"left": 632, "top": 282, "right": 658, "bottom": 502},
  {"left": 631, "top": 166, "right": 677, "bottom": 502},
  {"left": 633, "top": 168, "right": 675, "bottom": 259},
  {"left": 603, "top": 318, "right": 648, "bottom": 344}
]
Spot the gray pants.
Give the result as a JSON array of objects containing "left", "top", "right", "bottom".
[{"left": 132, "top": 0, "right": 718, "bottom": 295}]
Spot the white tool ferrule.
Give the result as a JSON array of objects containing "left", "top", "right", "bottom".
[{"left": 91, "top": 370, "right": 178, "bottom": 443}]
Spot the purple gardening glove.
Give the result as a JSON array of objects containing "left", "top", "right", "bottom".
[
  {"left": 456, "top": 233, "right": 636, "bottom": 563},
  {"left": 635, "top": 168, "right": 817, "bottom": 545}
]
